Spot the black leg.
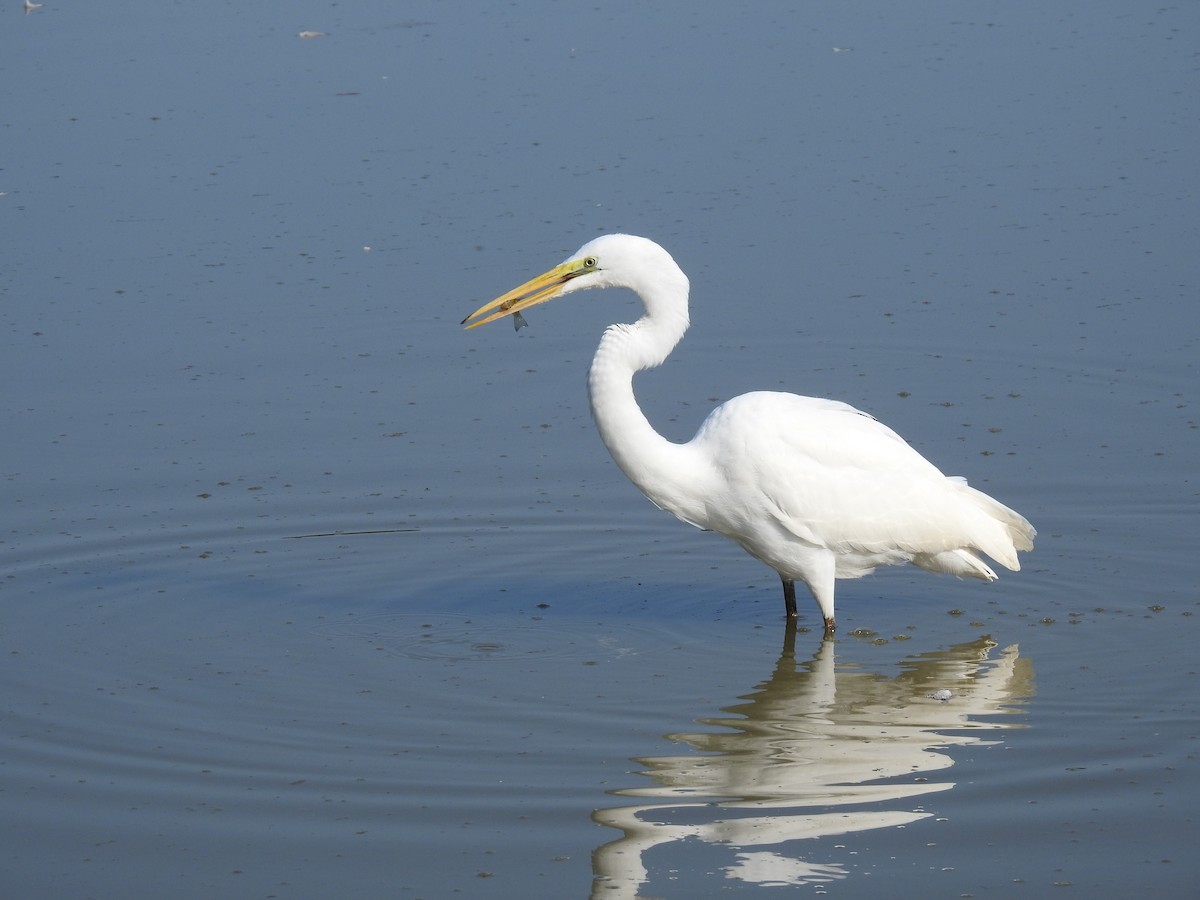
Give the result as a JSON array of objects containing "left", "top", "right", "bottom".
[{"left": 781, "top": 576, "right": 798, "bottom": 618}]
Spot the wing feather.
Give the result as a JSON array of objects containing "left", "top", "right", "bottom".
[{"left": 691, "top": 392, "right": 1028, "bottom": 568}]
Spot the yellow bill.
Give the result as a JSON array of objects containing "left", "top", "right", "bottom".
[{"left": 461, "top": 256, "right": 597, "bottom": 329}]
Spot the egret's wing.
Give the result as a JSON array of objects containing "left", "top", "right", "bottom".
[{"left": 695, "top": 392, "right": 1017, "bottom": 562}]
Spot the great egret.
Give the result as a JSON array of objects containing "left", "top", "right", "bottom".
[{"left": 463, "top": 234, "right": 1035, "bottom": 631}]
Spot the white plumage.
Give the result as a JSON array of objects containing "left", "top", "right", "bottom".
[{"left": 463, "top": 234, "right": 1035, "bottom": 631}]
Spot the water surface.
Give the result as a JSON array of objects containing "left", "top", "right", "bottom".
[{"left": 3, "top": 1, "right": 1197, "bottom": 897}]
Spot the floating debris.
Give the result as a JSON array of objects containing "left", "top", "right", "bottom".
[
  {"left": 929, "top": 689, "right": 954, "bottom": 702},
  {"left": 284, "top": 528, "right": 420, "bottom": 539},
  {"left": 298, "top": 30, "right": 327, "bottom": 39}
]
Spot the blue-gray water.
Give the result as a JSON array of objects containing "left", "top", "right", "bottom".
[{"left": 3, "top": 2, "right": 1196, "bottom": 897}]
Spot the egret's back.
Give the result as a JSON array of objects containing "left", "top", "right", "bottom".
[{"left": 685, "top": 391, "right": 1035, "bottom": 591}]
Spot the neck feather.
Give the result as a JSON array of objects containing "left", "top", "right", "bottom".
[{"left": 587, "top": 310, "right": 700, "bottom": 519}]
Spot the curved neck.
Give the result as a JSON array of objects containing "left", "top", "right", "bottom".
[{"left": 587, "top": 309, "right": 701, "bottom": 519}]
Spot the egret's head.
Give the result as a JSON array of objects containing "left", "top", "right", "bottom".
[{"left": 461, "top": 234, "right": 686, "bottom": 330}]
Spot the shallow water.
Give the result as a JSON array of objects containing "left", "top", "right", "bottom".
[{"left": 3, "top": 1, "right": 1197, "bottom": 898}]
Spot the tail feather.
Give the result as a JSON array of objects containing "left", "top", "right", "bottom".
[
  {"left": 948, "top": 478, "right": 1036, "bottom": 569},
  {"left": 914, "top": 548, "right": 998, "bottom": 581}
]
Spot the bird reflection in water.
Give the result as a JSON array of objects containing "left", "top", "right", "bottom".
[{"left": 590, "top": 627, "right": 1033, "bottom": 897}]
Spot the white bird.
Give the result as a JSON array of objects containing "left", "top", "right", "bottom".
[{"left": 462, "top": 234, "right": 1035, "bottom": 632}]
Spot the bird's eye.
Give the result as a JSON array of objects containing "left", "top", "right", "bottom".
[{"left": 583, "top": 256, "right": 598, "bottom": 268}]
